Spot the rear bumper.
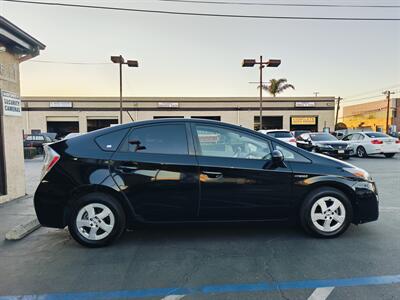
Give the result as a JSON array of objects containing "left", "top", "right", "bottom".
[
  {"left": 351, "top": 181, "right": 379, "bottom": 224},
  {"left": 366, "top": 144, "right": 400, "bottom": 155}
]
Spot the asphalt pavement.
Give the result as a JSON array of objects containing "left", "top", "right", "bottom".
[{"left": 0, "top": 155, "right": 399, "bottom": 300}]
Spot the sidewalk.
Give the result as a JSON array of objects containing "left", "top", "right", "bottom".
[
  {"left": 0, "top": 195, "right": 36, "bottom": 238},
  {"left": 0, "top": 157, "right": 42, "bottom": 238}
]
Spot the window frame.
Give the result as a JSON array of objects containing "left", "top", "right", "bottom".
[
  {"left": 190, "top": 122, "right": 273, "bottom": 161},
  {"left": 118, "top": 123, "right": 193, "bottom": 156}
]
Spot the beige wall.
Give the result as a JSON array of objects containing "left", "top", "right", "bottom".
[
  {"left": 22, "top": 107, "right": 335, "bottom": 133},
  {"left": 0, "top": 44, "right": 26, "bottom": 203}
]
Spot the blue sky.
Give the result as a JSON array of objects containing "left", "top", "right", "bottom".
[{"left": 1, "top": 0, "right": 399, "bottom": 104}]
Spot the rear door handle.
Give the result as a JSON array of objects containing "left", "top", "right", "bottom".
[{"left": 202, "top": 171, "right": 223, "bottom": 179}]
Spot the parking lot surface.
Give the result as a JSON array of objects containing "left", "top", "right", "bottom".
[{"left": 0, "top": 156, "right": 399, "bottom": 299}]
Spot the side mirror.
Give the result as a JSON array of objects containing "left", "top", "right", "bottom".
[{"left": 271, "top": 150, "right": 284, "bottom": 164}]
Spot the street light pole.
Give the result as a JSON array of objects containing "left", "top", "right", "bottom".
[
  {"left": 242, "top": 57, "right": 281, "bottom": 130},
  {"left": 111, "top": 55, "right": 139, "bottom": 125},
  {"left": 119, "top": 56, "right": 123, "bottom": 124}
]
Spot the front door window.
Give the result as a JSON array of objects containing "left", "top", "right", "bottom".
[{"left": 194, "top": 125, "right": 271, "bottom": 160}]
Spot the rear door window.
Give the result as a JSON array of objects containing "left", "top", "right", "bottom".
[
  {"left": 120, "top": 124, "right": 189, "bottom": 155},
  {"left": 95, "top": 128, "right": 130, "bottom": 151}
]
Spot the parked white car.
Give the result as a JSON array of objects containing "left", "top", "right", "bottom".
[
  {"left": 342, "top": 132, "right": 400, "bottom": 158},
  {"left": 258, "top": 129, "right": 297, "bottom": 147}
]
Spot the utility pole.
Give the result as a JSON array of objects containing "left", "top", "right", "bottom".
[
  {"left": 335, "top": 96, "right": 342, "bottom": 129},
  {"left": 384, "top": 91, "right": 395, "bottom": 134}
]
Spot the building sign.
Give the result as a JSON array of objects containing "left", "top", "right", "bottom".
[
  {"left": 49, "top": 101, "right": 73, "bottom": 108},
  {"left": 158, "top": 102, "right": 179, "bottom": 108},
  {"left": 291, "top": 116, "right": 316, "bottom": 125},
  {"left": 295, "top": 102, "right": 315, "bottom": 107},
  {"left": 1, "top": 90, "right": 21, "bottom": 117}
]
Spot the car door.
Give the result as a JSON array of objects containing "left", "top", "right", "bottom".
[
  {"left": 342, "top": 134, "right": 355, "bottom": 151},
  {"left": 191, "top": 123, "right": 293, "bottom": 221},
  {"left": 111, "top": 123, "right": 199, "bottom": 222}
]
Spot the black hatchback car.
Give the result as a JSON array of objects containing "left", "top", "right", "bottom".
[
  {"left": 296, "top": 132, "right": 352, "bottom": 159},
  {"left": 35, "top": 119, "right": 378, "bottom": 247}
]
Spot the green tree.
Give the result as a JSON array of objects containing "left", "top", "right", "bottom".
[{"left": 261, "top": 78, "right": 295, "bottom": 97}]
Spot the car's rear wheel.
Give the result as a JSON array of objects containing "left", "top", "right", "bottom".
[
  {"left": 384, "top": 153, "right": 396, "bottom": 158},
  {"left": 356, "top": 146, "right": 368, "bottom": 158},
  {"left": 68, "top": 193, "right": 126, "bottom": 247},
  {"left": 300, "top": 187, "right": 352, "bottom": 238}
]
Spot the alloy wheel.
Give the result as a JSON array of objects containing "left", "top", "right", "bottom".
[
  {"left": 357, "top": 147, "right": 366, "bottom": 158},
  {"left": 310, "top": 196, "right": 346, "bottom": 233},
  {"left": 76, "top": 203, "right": 115, "bottom": 241}
]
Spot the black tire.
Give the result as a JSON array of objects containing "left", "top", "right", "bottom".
[
  {"left": 356, "top": 146, "right": 368, "bottom": 158},
  {"left": 300, "top": 187, "right": 353, "bottom": 238},
  {"left": 68, "top": 192, "right": 126, "bottom": 248},
  {"left": 384, "top": 153, "right": 396, "bottom": 158}
]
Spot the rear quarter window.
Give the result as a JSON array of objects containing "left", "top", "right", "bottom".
[{"left": 95, "top": 128, "right": 130, "bottom": 151}]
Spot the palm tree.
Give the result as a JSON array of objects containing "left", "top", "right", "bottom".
[{"left": 260, "top": 78, "right": 295, "bottom": 97}]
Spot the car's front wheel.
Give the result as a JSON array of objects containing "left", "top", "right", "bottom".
[
  {"left": 300, "top": 187, "right": 352, "bottom": 238},
  {"left": 356, "top": 146, "right": 368, "bottom": 158},
  {"left": 68, "top": 193, "right": 126, "bottom": 247}
]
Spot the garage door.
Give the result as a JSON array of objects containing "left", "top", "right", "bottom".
[{"left": 47, "top": 121, "right": 79, "bottom": 139}]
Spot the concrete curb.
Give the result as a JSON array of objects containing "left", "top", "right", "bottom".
[{"left": 5, "top": 218, "right": 41, "bottom": 240}]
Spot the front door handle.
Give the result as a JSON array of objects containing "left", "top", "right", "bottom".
[
  {"left": 116, "top": 164, "right": 138, "bottom": 173},
  {"left": 202, "top": 171, "right": 223, "bottom": 179}
]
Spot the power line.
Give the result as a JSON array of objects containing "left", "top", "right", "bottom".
[
  {"left": 28, "top": 59, "right": 111, "bottom": 65},
  {"left": 2, "top": 0, "right": 400, "bottom": 21},
  {"left": 343, "top": 84, "right": 400, "bottom": 100},
  {"left": 156, "top": 0, "right": 400, "bottom": 8},
  {"left": 343, "top": 94, "right": 383, "bottom": 103}
]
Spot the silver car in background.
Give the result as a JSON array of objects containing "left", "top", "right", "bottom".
[
  {"left": 258, "top": 129, "right": 297, "bottom": 147},
  {"left": 342, "top": 132, "right": 400, "bottom": 158}
]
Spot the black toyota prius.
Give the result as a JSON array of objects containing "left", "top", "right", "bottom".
[{"left": 34, "top": 119, "right": 379, "bottom": 247}]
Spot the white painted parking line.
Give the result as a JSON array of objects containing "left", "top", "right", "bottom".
[
  {"left": 307, "top": 287, "right": 334, "bottom": 300},
  {"left": 161, "top": 295, "right": 185, "bottom": 300}
]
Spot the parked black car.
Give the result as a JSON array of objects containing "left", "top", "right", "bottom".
[
  {"left": 23, "top": 134, "right": 53, "bottom": 154},
  {"left": 35, "top": 119, "right": 378, "bottom": 247},
  {"left": 296, "top": 132, "right": 352, "bottom": 159}
]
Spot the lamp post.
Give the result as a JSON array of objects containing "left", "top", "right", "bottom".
[
  {"left": 242, "top": 56, "right": 281, "bottom": 130},
  {"left": 111, "top": 55, "right": 139, "bottom": 124}
]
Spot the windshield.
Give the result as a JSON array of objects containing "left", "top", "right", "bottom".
[
  {"left": 366, "top": 132, "right": 390, "bottom": 138},
  {"left": 310, "top": 134, "right": 338, "bottom": 141}
]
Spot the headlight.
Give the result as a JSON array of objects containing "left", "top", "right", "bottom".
[
  {"left": 346, "top": 145, "right": 352, "bottom": 149},
  {"left": 343, "top": 167, "right": 372, "bottom": 181}
]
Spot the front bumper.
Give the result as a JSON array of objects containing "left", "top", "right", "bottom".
[
  {"left": 351, "top": 181, "right": 379, "bottom": 224},
  {"left": 316, "top": 148, "right": 352, "bottom": 158}
]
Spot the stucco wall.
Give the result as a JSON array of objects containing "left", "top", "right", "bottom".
[{"left": 0, "top": 44, "right": 26, "bottom": 203}]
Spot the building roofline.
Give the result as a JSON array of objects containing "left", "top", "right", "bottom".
[
  {"left": 21, "top": 96, "right": 336, "bottom": 102},
  {"left": 0, "top": 16, "right": 45, "bottom": 51}
]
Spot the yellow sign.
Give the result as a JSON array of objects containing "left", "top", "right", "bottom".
[{"left": 291, "top": 117, "right": 316, "bottom": 125}]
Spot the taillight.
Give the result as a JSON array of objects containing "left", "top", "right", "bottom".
[
  {"left": 289, "top": 138, "right": 296, "bottom": 143},
  {"left": 371, "top": 139, "right": 383, "bottom": 144},
  {"left": 396, "top": 140, "right": 400, "bottom": 144},
  {"left": 41, "top": 145, "right": 60, "bottom": 180}
]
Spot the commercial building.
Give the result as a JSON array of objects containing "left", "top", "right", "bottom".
[
  {"left": 0, "top": 16, "right": 45, "bottom": 203},
  {"left": 342, "top": 98, "right": 399, "bottom": 133},
  {"left": 21, "top": 96, "right": 336, "bottom": 138}
]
